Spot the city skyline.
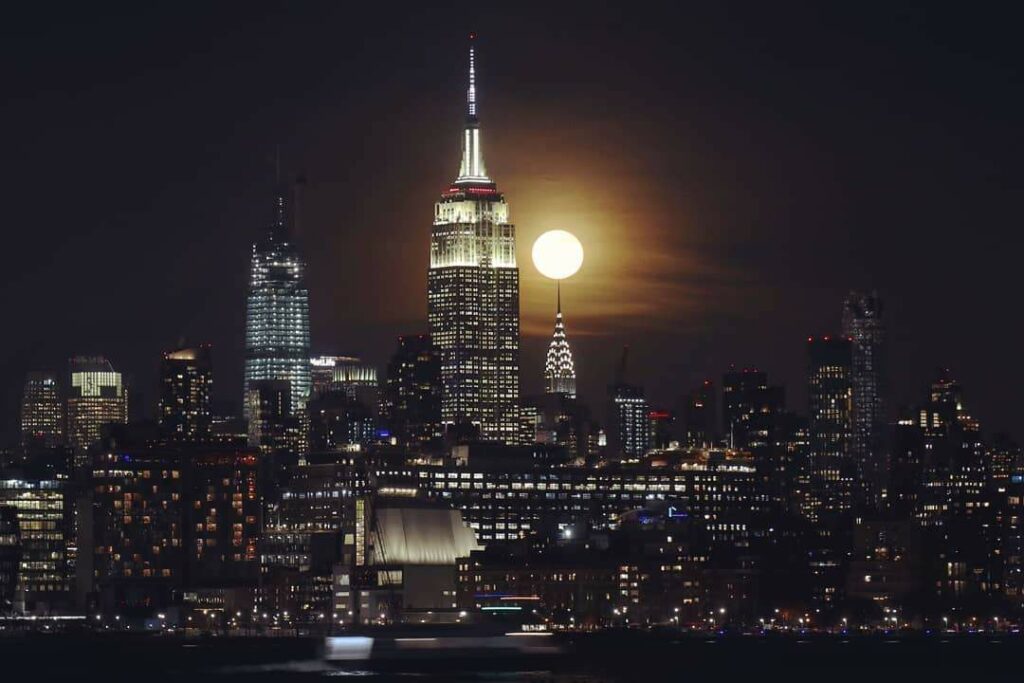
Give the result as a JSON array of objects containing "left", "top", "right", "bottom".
[
  {"left": 4, "top": 6, "right": 1024, "bottom": 661},
  {"left": 2, "top": 4, "right": 1023, "bottom": 443}
]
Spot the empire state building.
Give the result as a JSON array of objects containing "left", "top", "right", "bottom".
[{"left": 428, "top": 39, "right": 520, "bottom": 443}]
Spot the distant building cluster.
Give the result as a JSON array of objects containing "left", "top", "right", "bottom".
[{"left": 1, "top": 43, "right": 1022, "bottom": 636}]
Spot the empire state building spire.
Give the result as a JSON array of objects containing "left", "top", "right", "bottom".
[
  {"left": 456, "top": 34, "right": 490, "bottom": 185},
  {"left": 544, "top": 283, "right": 577, "bottom": 398}
]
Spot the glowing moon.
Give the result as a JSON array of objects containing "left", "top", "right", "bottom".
[{"left": 532, "top": 230, "right": 584, "bottom": 280}]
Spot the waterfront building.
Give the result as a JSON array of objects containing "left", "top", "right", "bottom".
[
  {"left": 364, "top": 446, "right": 767, "bottom": 548},
  {"left": 89, "top": 446, "right": 261, "bottom": 612},
  {"left": 0, "top": 506, "right": 21, "bottom": 614},
  {"left": 335, "top": 497, "right": 479, "bottom": 624},
  {"left": 0, "top": 477, "right": 73, "bottom": 612}
]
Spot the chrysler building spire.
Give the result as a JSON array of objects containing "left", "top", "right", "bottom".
[
  {"left": 544, "top": 282, "right": 577, "bottom": 398},
  {"left": 456, "top": 34, "right": 490, "bottom": 185}
]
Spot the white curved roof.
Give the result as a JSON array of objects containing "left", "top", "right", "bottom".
[{"left": 370, "top": 507, "right": 480, "bottom": 566}]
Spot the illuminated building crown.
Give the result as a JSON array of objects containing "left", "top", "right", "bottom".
[{"left": 544, "top": 289, "right": 576, "bottom": 397}]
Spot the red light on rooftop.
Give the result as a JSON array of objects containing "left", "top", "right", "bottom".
[{"left": 807, "top": 336, "right": 813, "bottom": 343}]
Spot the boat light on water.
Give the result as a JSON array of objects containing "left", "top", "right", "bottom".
[{"left": 324, "top": 636, "right": 375, "bottom": 661}]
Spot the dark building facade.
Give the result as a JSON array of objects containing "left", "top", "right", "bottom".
[
  {"left": 521, "top": 391, "right": 594, "bottom": 459},
  {"left": 807, "top": 337, "right": 854, "bottom": 518},
  {"left": 379, "top": 335, "right": 442, "bottom": 450},
  {"left": 682, "top": 379, "right": 716, "bottom": 448},
  {"left": 89, "top": 447, "right": 261, "bottom": 613},
  {"left": 20, "top": 371, "right": 64, "bottom": 451},
  {"left": 0, "top": 506, "right": 20, "bottom": 614},
  {"left": 721, "top": 368, "right": 785, "bottom": 450},
  {"left": 246, "top": 380, "right": 306, "bottom": 458},
  {"left": 308, "top": 392, "right": 376, "bottom": 452},
  {"left": 608, "top": 383, "right": 650, "bottom": 458},
  {"left": 890, "top": 370, "right": 987, "bottom": 527},
  {"left": 159, "top": 345, "right": 213, "bottom": 442},
  {"left": 842, "top": 291, "right": 886, "bottom": 507}
]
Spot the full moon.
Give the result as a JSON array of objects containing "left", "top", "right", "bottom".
[{"left": 532, "top": 230, "right": 584, "bottom": 280}]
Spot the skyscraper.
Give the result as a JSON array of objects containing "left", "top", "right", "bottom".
[
  {"left": 379, "top": 335, "right": 442, "bottom": 449},
  {"left": 244, "top": 185, "right": 311, "bottom": 418},
  {"left": 309, "top": 354, "right": 381, "bottom": 452},
  {"left": 427, "top": 38, "right": 520, "bottom": 443},
  {"left": 721, "top": 367, "right": 784, "bottom": 449},
  {"left": 20, "top": 371, "right": 64, "bottom": 450},
  {"left": 0, "top": 506, "right": 18, "bottom": 614},
  {"left": 246, "top": 379, "right": 305, "bottom": 457},
  {"left": 543, "top": 288, "right": 576, "bottom": 397},
  {"left": 0, "top": 477, "right": 73, "bottom": 612},
  {"left": 722, "top": 368, "right": 767, "bottom": 440},
  {"left": 807, "top": 337, "right": 853, "bottom": 517},
  {"left": 67, "top": 356, "right": 127, "bottom": 454},
  {"left": 842, "top": 291, "right": 886, "bottom": 505},
  {"left": 608, "top": 347, "right": 650, "bottom": 458},
  {"left": 159, "top": 344, "right": 213, "bottom": 442},
  {"left": 310, "top": 355, "right": 378, "bottom": 404},
  {"left": 682, "top": 379, "right": 716, "bottom": 447}
]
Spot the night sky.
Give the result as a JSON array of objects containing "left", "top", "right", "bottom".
[{"left": 2, "top": 3, "right": 1021, "bottom": 443}]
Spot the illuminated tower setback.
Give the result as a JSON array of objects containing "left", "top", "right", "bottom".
[
  {"left": 428, "top": 40, "right": 520, "bottom": 443},
  {"left": 243, "top": 187, "right": 311, "bottom": 418}
]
